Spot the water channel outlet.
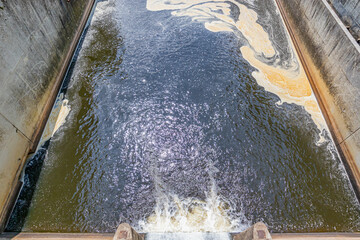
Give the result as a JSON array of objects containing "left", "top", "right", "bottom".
[{"left": 6, "top": 0, "right": 360, "bottom": 235}]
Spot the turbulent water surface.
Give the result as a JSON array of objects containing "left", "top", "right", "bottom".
[{"left": 7, "top": 0, "right": 360, "bottom": 233}]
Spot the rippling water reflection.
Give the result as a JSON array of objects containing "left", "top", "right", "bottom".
[{"left": 8, "top": 0, "right": 360, "bottom": 233}]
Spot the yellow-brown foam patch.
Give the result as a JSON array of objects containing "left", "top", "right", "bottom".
[{"left": 146, "top": 0, "right": 327, "bottom": 132}]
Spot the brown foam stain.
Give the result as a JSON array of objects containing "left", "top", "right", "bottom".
[
  {"left": 160, "top": 0, "right": 276, "bottom": 58},
  {"left": 241, "top": 46, "right": 324, "bottom": 131},
  {"left": 146, "top": 0, "right": 327, "bottom": 133}
]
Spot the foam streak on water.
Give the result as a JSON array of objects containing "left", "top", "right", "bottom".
[
  {"left": 141, "top": 0, "right": 334, "bottom": 231},
  {"left": 146, "top": 0, "right": 328, "bottom": 137}
]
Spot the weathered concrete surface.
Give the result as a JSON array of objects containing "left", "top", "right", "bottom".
[
  {"left": 233, "top": 222, "right": 272, "bottom": 240},
  {"left": 113, "top": 224, "right": 144, "bottom": 240},
  {"left": 276, "top": 0, "right": 360, "bottom": 193},
  {"left": 328, "top": 0, "right": 360, "bottom": 41},
  {"left": 0, "top": 0, "right": 94, "bottom": 232}
]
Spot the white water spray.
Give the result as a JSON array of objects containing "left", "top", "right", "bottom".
[{"left": 139, "top": 152, "right": 247, "bottom": 232}]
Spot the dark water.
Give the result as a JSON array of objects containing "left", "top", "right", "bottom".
[{"left": 7, "top": 0, "right": 360, "bottom": 233}]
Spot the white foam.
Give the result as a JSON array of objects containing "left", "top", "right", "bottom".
[
  {"left": 138, "top": 153, "right": 248, "bottom": 232},
  {"left": 36, "top": 95, "right": 70, "bottom": 150}
]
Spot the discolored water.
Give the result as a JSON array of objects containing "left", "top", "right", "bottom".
[{"left": 7, "top": 0, "right": 360, "bottom": 233}]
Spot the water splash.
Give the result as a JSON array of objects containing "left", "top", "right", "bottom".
[{"left": 139, "top": 153, "right": 246, "bottom": 232}]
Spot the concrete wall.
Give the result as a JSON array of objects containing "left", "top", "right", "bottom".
[
  {"left": 0, "top": 0, "right": 94, "bottom": 231},
  {"left": 276, "top": 0, "right": 360, "bottom": 193},
  {"left": 328, "top": 0, "right": 360, "bottom": 41}
]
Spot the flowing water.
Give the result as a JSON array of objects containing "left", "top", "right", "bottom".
[{"left": 7, "top": 0, "right": 360, "bottom": 233}]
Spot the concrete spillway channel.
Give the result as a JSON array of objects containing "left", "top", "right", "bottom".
[{"left": 0, "top": 0, "right": 360, "bottom": 238}]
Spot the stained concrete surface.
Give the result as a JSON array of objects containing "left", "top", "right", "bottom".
[{"left": 0, "top": 0, "right": 93, "bottom": 231}]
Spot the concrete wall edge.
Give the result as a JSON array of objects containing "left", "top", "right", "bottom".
[
  {"left": 0, "top": 0, "right": 96, "bottom": 232},
  {"left": 274, "top": 0, "right": 360, "bottom": 196}
]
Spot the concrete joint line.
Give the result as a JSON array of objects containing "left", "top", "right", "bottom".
[
  {"left": 0, "top": 112, "right": 33, "bottom": 144},
  {"left": 338, "top": 125, "right": 360, "bottom": 146}
]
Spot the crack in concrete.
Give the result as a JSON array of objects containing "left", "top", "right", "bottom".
[{"left": 339, "top": 125, "right": 360, "bottom": 146}]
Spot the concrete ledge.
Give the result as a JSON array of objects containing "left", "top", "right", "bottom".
[
  {"left": 1, "top": 232, "right": 360, "bottom": 240},
  {"left": 113, "top": 223, "right": 144, "bottom": 240},
  {"left": 233, "top": 222, "right": 271, "bottom": 240}
]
